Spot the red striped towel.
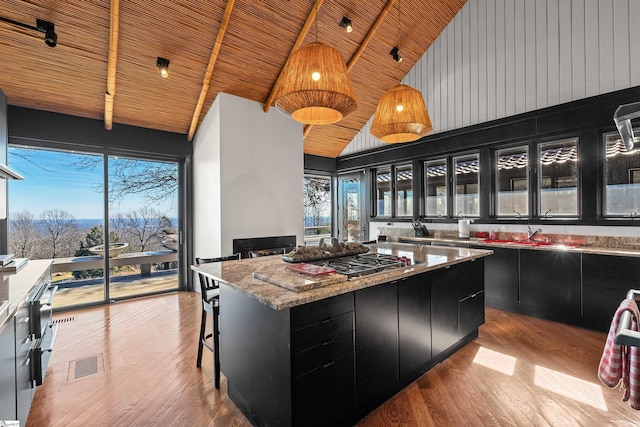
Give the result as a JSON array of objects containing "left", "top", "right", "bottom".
[{"left": 598, "top": 298, "right": 640, "bottom": 409}]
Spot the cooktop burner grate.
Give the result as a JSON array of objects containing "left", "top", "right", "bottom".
[{"left": 310, "top": 253, "right": 409, "bottom": 278}]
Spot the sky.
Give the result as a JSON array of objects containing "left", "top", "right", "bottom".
[{"left": 8, "top": 146, "right": 176, "bottom": 220}]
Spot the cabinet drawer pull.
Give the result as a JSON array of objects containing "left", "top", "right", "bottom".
[
  {"left": 321, "top": 338, "right": 335, "bottom": 346},
  {"left": 321, "top": 317, "right": 334, "bottom": 324},
  {"left": 322, "top": 360, "right": 336, "bottom": 369}
]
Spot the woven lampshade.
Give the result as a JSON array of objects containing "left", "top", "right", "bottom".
[
  {"left": 275, "top": 42, "right": 357, "bottom": 125},
  {"left": 370, "top": 84, "right": 433, "bottom": 143}
]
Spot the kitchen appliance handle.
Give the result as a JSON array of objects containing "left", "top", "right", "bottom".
[
  {"left": 42, "top": 323, "right": 59, "bottom": 352},
  {"left": 42, "top": 285, "right": 59, "bottom": 307}
]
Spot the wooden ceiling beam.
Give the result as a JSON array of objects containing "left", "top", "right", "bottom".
[
  {"left": 104, "top": 0, "right": 120, "bottom": 130},
  {"left": 303, "top": 0, "right": 397, "bottom": 140},
  {"left": 263, "top": 0, "right": 324, "bottom": 113},
  {"left": 187, "top": 0, "right": 236, "bottom": 141}
]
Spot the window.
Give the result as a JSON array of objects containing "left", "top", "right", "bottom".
[
  {"left": 538, "top": 138, "right": 578, "bottom": 217},
  {"left": 496, "top": 146, "right": 529, "bottom": 217},
  {"left": 375, "top": 167, "right": 392, "bottom": 216},
  {"left": 395, "top": 164, "right": 413, "bottom": 217},
  {"left": 603, "top": 132, "right": 640, "bottom": 217},
  {"left": 424, "top": 159, "right": 447, "bottom": 217},
  {"left": 303, "top": 175, "right": 332, "bottom": 245},
  {"left": 454, "top": 154, "right": 480, "bottom": 217},
  {"left": 8, "top": 145, "right": 180, "bottom": 309}
]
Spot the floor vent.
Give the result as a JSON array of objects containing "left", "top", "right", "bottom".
[
  {"left": 67, "top": 354, "right": 105, "bottom": 382},
  {"left": 52, "top": 316, "right": 77, "bottom": 324}
]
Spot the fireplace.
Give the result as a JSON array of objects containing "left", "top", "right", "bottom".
[{"left": 232, "top": 235, "right": 297, "bottom": 259}]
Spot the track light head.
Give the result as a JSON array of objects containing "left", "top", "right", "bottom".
[
  {"left": 156, "top": 57, "right": 170, "bottom": 78},
  {"left": 390, "top": 46, "right": 402, "bottom": 63},
  {"left": 36, "top": 19, "right": 56, "bottom": 47},
  {"left": 339, "top": 16, "right": 353, "bottom": 33}
]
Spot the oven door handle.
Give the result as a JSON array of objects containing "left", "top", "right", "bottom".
[
  {"left": 42, "top": 323, "right": 59, "bottom": 352},
  {"left": 41, "top": 285, "right": 59, "bottom": 307}
]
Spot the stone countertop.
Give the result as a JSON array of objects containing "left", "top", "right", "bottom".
[
  {"left": 398, "top": 236, "right": 640, "bottom": 257},
  {"left": 0, "top": 259, "right": 53, "bottom": 329},
  {"left": 191, "top": 242, "right": 493, "bottom": 310}
]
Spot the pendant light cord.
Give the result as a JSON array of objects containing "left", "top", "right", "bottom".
[{"left": 397, "top": 0, "right": 402, "bottom": 81}]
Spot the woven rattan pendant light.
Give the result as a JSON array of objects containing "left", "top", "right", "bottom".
[
  {"left": 370, "top": 1, "right": 432, "bottom": 143},
  {"left": 370, "top": 84, "right": 432, "bottom": 143},
  {"left": 275, "top": 5, "right": 357, "bottom": 125}
]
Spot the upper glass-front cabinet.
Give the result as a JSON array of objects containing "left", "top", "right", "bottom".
[
  {"left": 424, "top": 159, "right": 447, "bottom": 217},
  {"left": 375, "top": 167, "right": 391, "bottom": 216},
  {"left": 395, "top": 164, "right": 413, "bottom": 217},
  {"left": 496, "top": 146, "right": 529, "bottom": 217},
  {"left": 453, "top": 154, "right": 480, "bottom": 217},
  {"left": 538, "top": 138, "right": 579, "bottom": 217},
  {"left": 603, "top": 131, "right": 640, "bottom": 217}
]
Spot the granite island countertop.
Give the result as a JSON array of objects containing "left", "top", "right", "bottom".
[
  {"left": 0, "top": 259, "right": 53, "bottom": 329},
  {"left": 398, "top": 236, "right": 640, "bottom": 257},
  {"left": 191, "top": 242, "right": 493, "bottom": 310}
]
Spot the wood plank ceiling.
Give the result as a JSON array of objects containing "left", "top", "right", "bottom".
[{"left": 0, "top": 0, "right": 465, "bottom": 158}]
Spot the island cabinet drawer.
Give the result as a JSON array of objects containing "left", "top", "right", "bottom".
[
  {"left": 291, "top": 292, "right": 354, "bottom": 330},
  {"left": 292, "top": 311, "right": 353, "bottom": 353},
  {"left": 293, "top": 351, "right": 355, "bottom": 427},
  {"left": 293, "top": 331, "right": 353, "bottom": 378}
]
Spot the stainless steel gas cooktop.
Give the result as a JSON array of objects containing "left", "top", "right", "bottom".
[{"left": 310, "top": 252, "right": 410, "bottom": 279}]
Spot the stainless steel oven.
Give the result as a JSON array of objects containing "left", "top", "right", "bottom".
[{"left": 28, "top": 275, "right": 58, "bottom": 386}]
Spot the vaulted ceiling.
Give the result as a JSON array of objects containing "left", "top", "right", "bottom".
[{"left": 0, "top": 0, "right": 465, "bottom": 158}]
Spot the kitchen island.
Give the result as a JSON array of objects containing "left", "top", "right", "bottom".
[{"left": 192, "top": 242, "right": 492, "bottom": 426}]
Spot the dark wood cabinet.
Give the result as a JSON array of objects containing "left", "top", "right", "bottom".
[
  {"left": 457, "top": 259, "right": 485, "bottom": 339},
  {"left": 472, "top": 246, "right": 519, "bottom": 311},
  {"left": 355, "top": 281, "right": 399, "bottom": 412},
  {"left": 398, "top": 273, "right": 431, "bottom": 380},
  {"left": 431, "top": 265, "right": 462, "bottom": 356},
  {"left": 0, "top": 318, "right": 16, "bottom": 422},
  {"left": 582, "top": 254, "right": 640, "bottom": 332},
  {"left": 291, "top": 292, "right": 355, "bottom": 427},
  {"left": 519, "top": 249, "right": 581, "bottom": 325}
]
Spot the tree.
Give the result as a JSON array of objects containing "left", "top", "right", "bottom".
[
  {"left": 111, "top": 207, "right": 168, "bottom": 252},
  {"left": 69, "top": 156, "right": 178, "bottom": 204},
  {"left": 39, "top": 209, "right": 78, "bottom": 258},
  {"left": 304, "top": 177, "right": 331, "bottom": 227},
  {"left": 73, "top": 225, "right": 123, "bottom": 279},
  {"left": 8, "top": 210, "right": 40, "bottom": 258}
]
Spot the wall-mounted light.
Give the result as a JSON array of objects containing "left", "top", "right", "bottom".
[
  {"left": 390, "top": 46, "right": 402, "bottom": 63},
  {"left": 156, "top": 57, "right": 170, "bottom": 78},
  {"left": 339, "top": 16, "right": 353, "bottom": 33},
  {"left": 0, "top": 16, "right": 57, "bottom": 47}
]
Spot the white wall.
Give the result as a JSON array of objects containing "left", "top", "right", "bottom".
[
  {"left": 193, "top": 93, "right": 304, "bottom": 258},
  {"left": 343, "top": 0, "right": 640, "bottom": 156}
]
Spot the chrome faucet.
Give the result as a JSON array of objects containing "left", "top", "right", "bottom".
[{"left": 527, "top": 226, "right": 542, "bottom": 241}]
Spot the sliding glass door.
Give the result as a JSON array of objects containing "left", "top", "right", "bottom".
[
  {"left": 106, "top": 155, "right": 179, "bottom": 300},
  {"left": 337, "top": 173, "right": 365, "bottom": 242},
  {"left": 7, "top": 145, "right": 180, "bottom": 309}
]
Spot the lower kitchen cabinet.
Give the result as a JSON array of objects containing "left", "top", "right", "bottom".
[
  {"left": 582, "top": 254, "right": 640, "bottom": 332},
  {"left": 473, "top": 246, "right": 519, "bottom": 311},
  {"left": 519, "top": 249, "right": 581, "bottom": 325},
  {"left": 355, "top": 281, "right": 399, "bottom": 412},
  {"left": 0, "top": 318, "right": 16, "bottom": 422},
  {"left": 431, "top": 265, "right": 463, "bottom": 356},
  {"left": 398, "top": 273, "right": 431, "bottom": 380},
  {"left": 458, "top": 259, "right": 485, "bottom": 339}
]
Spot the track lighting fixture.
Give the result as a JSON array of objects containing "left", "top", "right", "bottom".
[
  {"left": 156, "top": 57, "right": 170, "bottom": 78},
  {"left": 0, "top": 16, "right": 57, "bottom": 47},
  {"left": 390, "top": 46, "right": 402, "bottom": 63},
  {"left": 339, "top": 16, "right": 353, "bottom": 33}
]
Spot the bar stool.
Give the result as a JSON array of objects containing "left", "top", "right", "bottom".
[{"left": 195, "top": 253, "right": 240, "bottom": 388}]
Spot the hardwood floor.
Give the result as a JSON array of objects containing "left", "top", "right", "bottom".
[{"left": 28, "top": 292, "right": 639, "bottom": 426}]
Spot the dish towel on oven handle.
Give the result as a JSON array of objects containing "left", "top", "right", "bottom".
[{"left": 598, "top": 297, "right": 640, "bottom": 409}]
